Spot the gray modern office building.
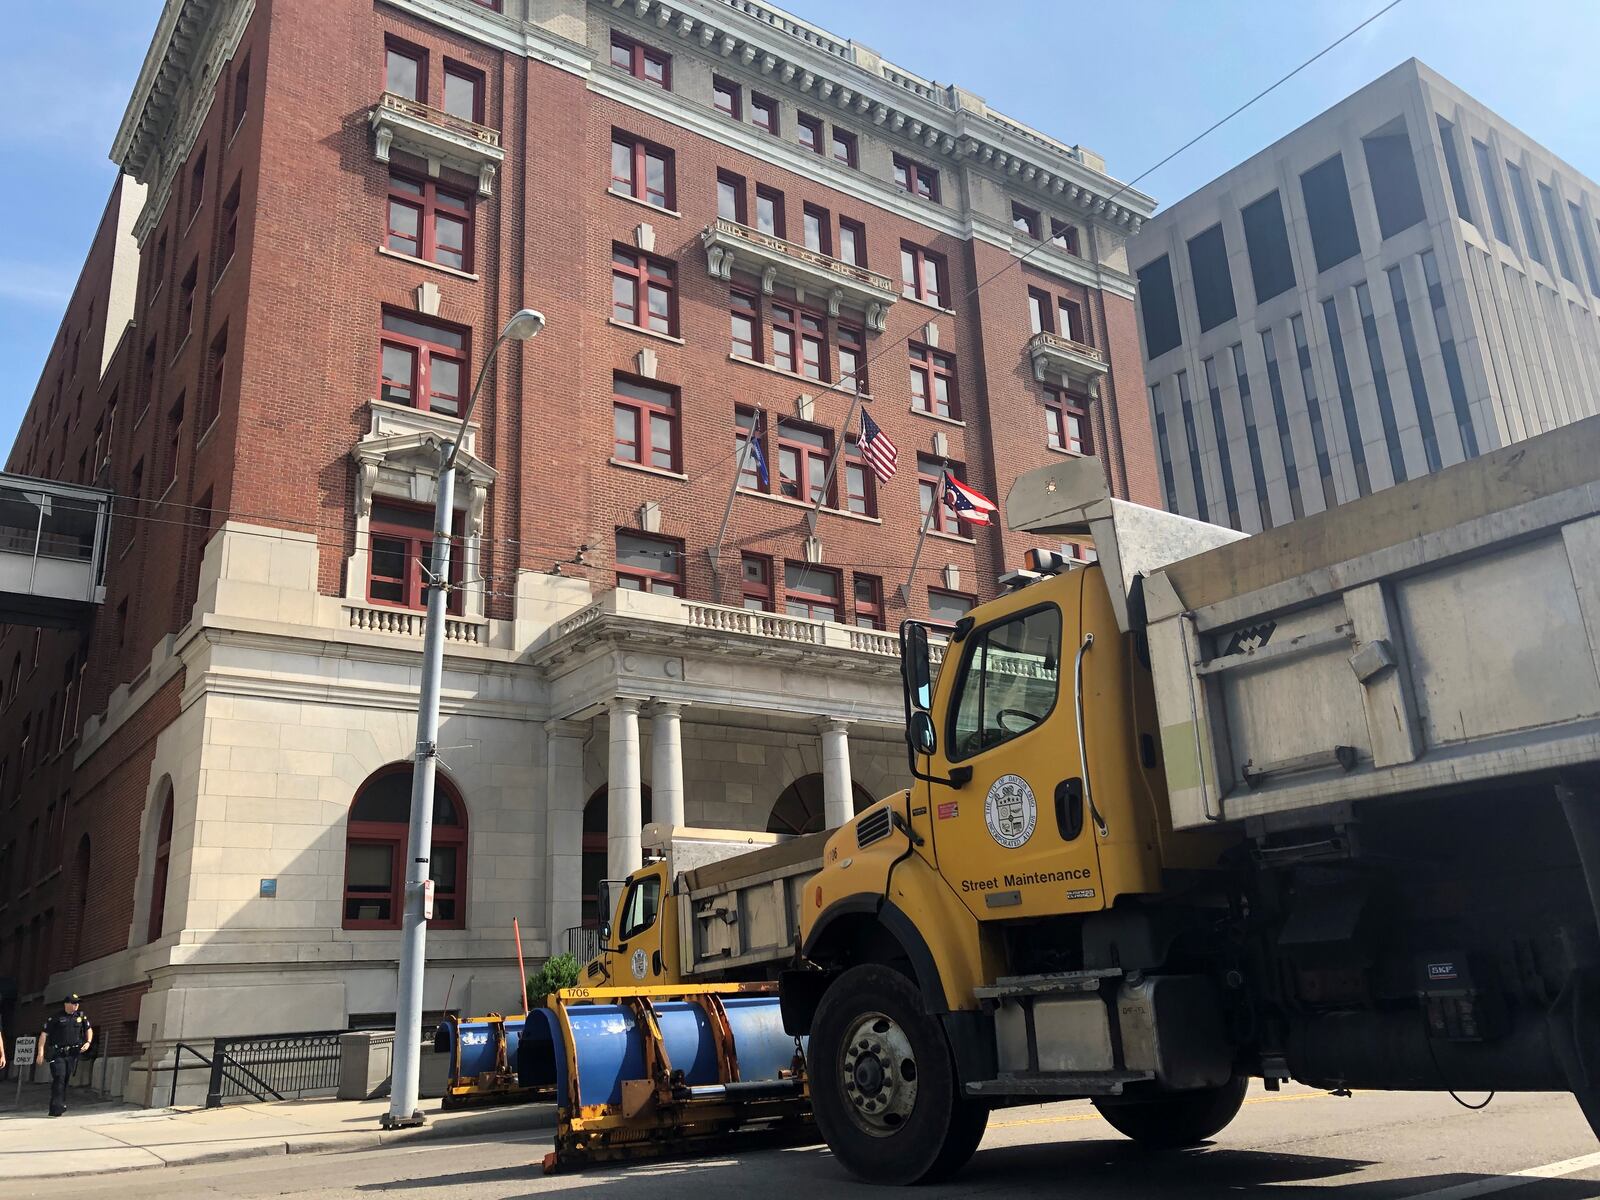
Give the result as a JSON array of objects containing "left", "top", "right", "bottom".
[{"left": 1128, "top": 58, "right": 1600, "bottom": 530}]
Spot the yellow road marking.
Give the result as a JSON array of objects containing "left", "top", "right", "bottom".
[{"left": 990, "top": 1088, "right": 1335, "bottom": 1130}]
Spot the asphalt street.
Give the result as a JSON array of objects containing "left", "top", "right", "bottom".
[{"left": 19, "top": 1085, "right": 1600, "bottom": 1199}]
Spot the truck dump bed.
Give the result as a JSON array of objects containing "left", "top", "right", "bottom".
[{"left": 1009, "top": 415, "right": 1600, "bottom": 833}]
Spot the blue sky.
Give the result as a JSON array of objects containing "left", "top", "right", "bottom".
[{"left": 4, "top": 0, "right": 1598, "bottom": 446}]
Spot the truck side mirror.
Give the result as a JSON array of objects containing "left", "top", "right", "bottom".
[
  {"left": 600, "top": 921, "right": 612, "bottom": 945},
  {"left": 909, "top": 710, "right": 936, "bottom": 756},
  {"left": 903, "top": 622, "right": 932, "bottom": 712}
]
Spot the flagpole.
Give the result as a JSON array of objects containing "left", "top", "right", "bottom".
[
  {"left": 897, "top": 470, "right": 942, "bottom": 605},
  {"left": 805, "top": 391, "right": 866, "bottom": 535},
  {"left": 708, "top": 409, "right": 762, "bottom": 604}
]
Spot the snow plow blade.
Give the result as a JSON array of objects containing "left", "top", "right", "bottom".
[{"left": 518, "top": 982, "right": 815, "bottom": 1170}]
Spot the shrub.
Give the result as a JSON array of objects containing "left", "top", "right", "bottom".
[{"left": 528, "top": 952, "right": 582, "bottom": 1005}]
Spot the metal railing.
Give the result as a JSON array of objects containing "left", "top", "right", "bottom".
[
  {"left": 564, "top": 927, "right": 603, "bottom": 963},
  {"left": 170, "top": 1032, "right": 344, "bottom": 1108}
]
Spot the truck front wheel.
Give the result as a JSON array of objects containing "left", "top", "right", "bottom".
[
  {"left": 1092, "top": 1075, "right": 1248, "bottom": 1148},
  {"left": 810, "top": 963, "right": 989, "bottom": 1184}
]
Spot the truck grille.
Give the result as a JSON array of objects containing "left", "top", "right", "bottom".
[{"left": 856, "top": 807, "right": 892, "bottom": 849}]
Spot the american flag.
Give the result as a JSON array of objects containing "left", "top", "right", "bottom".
[{"left": 857, "top": 409, "right": 899, "bottom": 484}]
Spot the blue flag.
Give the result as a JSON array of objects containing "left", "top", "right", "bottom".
[{"left": 747, "top": 414, "right": 770, "bottom": 488}]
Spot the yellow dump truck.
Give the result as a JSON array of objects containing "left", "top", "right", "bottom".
[{"left": 531, "top": 416, "right": 1600, "bottom": 1181}]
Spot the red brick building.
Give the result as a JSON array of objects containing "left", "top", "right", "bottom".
[{"left": 0, "top": 0, "right": 1154, "bottom": 1101}]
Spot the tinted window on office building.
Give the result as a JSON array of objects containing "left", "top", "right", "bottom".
[
  {"left": 1300, "top": 154, "right": 1362, "bottom": 273},
  {"left": 1241, "top": 190, "right": 1296, "bottom": 305},
  {"left": 1436, "top": 116, "right": 1472, "bottom": 222},
  {"left": 1137, "top": 254, "right": 1183, "bottom": 358},
  {"left": 1186, "top": 224, "right": 1237, "bottom": 333},
  {"left": 1362, "top": 127, "right": 1427, "bottom": 239}
]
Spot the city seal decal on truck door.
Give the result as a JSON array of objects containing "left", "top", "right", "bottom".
[
  {"left": 631, "top": 948, "right": 649, "bottom": 980},
  {"left": 984, "top": 774, "right": 1037, "bottom": 849}
]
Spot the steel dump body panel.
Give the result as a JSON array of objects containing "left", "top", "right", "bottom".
[
  {"left": 1138, "top": 417, "right": 1600, "bottom": 831},
  {"left": 671, "top": 829, "right": 829, "bottom": 977}
]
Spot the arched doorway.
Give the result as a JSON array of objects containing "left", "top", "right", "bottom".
[
  {"left": 147, "top": 788, "right": 174, "bottom": 943},
  {"left": 767, "top": 774, "right": 877, "bottom": 836},
  {"left": 581, "top": 785, "right": 652, "bottom": 928}
]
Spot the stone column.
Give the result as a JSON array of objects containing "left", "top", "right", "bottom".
[
  {"left": 821, "top": 718, "right": 855, "bottom": 829},
  {"left": 650, "top": 702, "right": 686, "bottom": 830},
  {"left": 544, "top": 719, "right": 589, "bottom": 949},
  {"left": 607, "top": 697, "right": 643, "bottom": 879}
]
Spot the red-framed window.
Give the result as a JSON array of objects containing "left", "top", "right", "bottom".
[
  {"left": 1028, "top": 288, "right": 1053, "bottom": 335},
  {"left": 736, "top": 406, "right": 766, "bottom": 490},
  {"left": 731, "top": 288, "right": 759, "bottom": 359},
  {"left": 187, "top": 148, "right": 208, "bottom": 224},
  {"left": 910, "top": 344, "right": 958, "bottom": 419},
  {"left": 751, "top": 93, "right": 778, "bottom": 135},
  {"left": 717, "top": 170, "right": 747, "bottom": 223},
  {"left": 713, "top": 75, "right": 741, "bottom": 118},
  {"left": 1059, "top": 298, "right": 1087, "bottom": 344},
  {"left": 770, "top": 303, "right": 824, "bottom": 378},
  {"left": 900, "top": 241, "right": 947, "bottom": 306},
  {"left": 611, "top": 132, "right": 673, "bottom": 209},
  {"left": 1012, "top": 202, "right": 1041, "bottom": 239},
  {"left": 918, "top": 454, "right": 961, "bottom": 534},
  {"left": 831, "top": 128, "right": 858, "bottom": 167},
  {"left": 778, "top": 422, "right": 833, "bottom": 505},
  {"left": 612, "top": 375, "right": 679, "bottom": 471},
  {"left": 741, "top": 553, "right": 773, "bottom": 611},
  {"left": 141, "top": 339, "right": 157, "bottom": 412},
  {"left": 1045, "top": 387, "right": 1092, "bottom": 455},
  {"left": 755, "top": 185, "right": 784, "bottom": 238},
  {"left": 610, "top": 32, "right": 670, "bottom": 89},
  {"left": 202, "top": 325, "right": 227, "bottom": 429},
  {"left": 838, "top": 217, "right": 866, "bottom": 267},
  {"left": 146, "top": 790, "right": 174, "bottom": 942},
  {"left": 216, "top": 177, "right": 241, "bottom": 280},
  {"left": 1051, "top": 219, "right": 1081, "bottom": 255},
  {"left": 803, "top": 204, "right": 831, "bottom": 255},
  {"left": 387, "top": 172, "right": 472, "bottom": 271},
  {"left": 164, "top": 394, "right": 184, "bottom": 489},
  {"left": 150, "top": 231, "right": 168, "bottom": 302},
  {"left": 468, "top": 0, "right": 502, "bottom": 8},
  {"left": 616, "top": 531, "right": 684, "bottom": 595},
  {"left": 368, "top": 500, "right": 465, "bottom": 614},
  {"left": 385, "top": 39, "right": 425, "bottom": 99},
  {"left": 344, "top": 767, "right": 467, "bottom": 930},
  {"left": 783, "top": 562, "right": 841, "bottom": 621},
  {"left": 844, "top": 446, "right": 876, "bottom": 517},
  {"left": 379, "top": 311, "right": 467, "bottom": 415},
  {"left": 611, "top": 247, "right": 675, "bottom": 334},
  {"left": 443, "top": 61, "right": 483, "bottom": 123},
  {"left": 853, "top": 574, "right": 884, "bottom": 629},
  {"left": 800, "top": 311, "right": 827, "bottom": 380},
  {"left": 178, "top": 261, "right": 197, "bottom": 340},
  {"left": 797, "top": 113, "right": 823, "bottom": 154},
  {"left": 838, "top": 323, "right": 866, "bottom": 393},
  {"left": 893, "top": 154, "right": 939, "bottom": 202},
  {"left": 928, "top": 588, "right": 975, "bottom": 629},
  {"left": 231, "top": 54, "right": 250, "bottom": 135}
]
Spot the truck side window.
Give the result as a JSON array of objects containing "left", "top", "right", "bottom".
[
  {"left": 949, "top": 605, "right": 1061, "bottom": 761},
  {"left": 619, "top": 874, "right": 661, "bottom": 941}
]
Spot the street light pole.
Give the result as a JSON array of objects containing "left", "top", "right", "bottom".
[{"left": 384, "top": 308, "right": 545, "bottom": 1130}]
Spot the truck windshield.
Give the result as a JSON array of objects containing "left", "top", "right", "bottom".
[
  {"left": 949, "top": 605, "right": 1061, "bottom": 760},
  {"left": 619, "top": 874, "right": 661, "bottom": 941}
]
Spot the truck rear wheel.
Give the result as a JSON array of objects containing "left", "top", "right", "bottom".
[
  {"left": 1092, "top": 1075, "right": 1248, "bottom": 1148},
  {"left": 810, "top": 963, "right": 989, "bottom": 1184}
]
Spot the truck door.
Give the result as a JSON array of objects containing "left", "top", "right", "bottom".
[
  {"left": 612, "top": 865, "right": 669, "bottom": 983},
  {"left": 929, "top": 577, "right": 1105, "bottom": 921}
]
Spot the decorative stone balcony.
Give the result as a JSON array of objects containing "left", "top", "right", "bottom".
[
  {"left": 702, "top": 218, "right": 898, "bottom": 332},
  {"left": 1027, "top": 330, "right": 1108, "bottom": 393},
  {"left": 368, "top": 92, "right": 504, "bottom": 197}
]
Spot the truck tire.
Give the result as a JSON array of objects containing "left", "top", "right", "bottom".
[
  {"left": 809, "top": 963, "right": 989, "bottom": 1184},
  {"left": 1092, "top": 1075, "right": 1248, "bottom": 1148}
]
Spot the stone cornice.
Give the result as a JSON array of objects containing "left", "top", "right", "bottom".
[{"left": 606, "top": 0, "right": 1154, "bottom": 226}]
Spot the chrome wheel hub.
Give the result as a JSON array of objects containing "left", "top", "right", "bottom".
[{"left": 839, "top": 1011, "right": 919, "bottom": 1136}]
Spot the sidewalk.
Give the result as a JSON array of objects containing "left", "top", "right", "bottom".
[{"left": 0, "top": 1084, "right": 555, "bottom": 1180}]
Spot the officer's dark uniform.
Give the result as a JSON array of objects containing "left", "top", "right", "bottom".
[{"left": 40, "top": 998, "right": 91, "bottom": 1117}]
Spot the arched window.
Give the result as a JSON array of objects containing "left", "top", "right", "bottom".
[
  {"left": 147, "top": 791, "right": 174, "bottom": 943},
  {"left": 581, "top": 785, "right": 652, "bottom": 929},
  {"left": 343, "top": 766, "right": 466, "bottom": 930},
  {"left": 767, "top": 773, "right": 876, "bottom": 836}
]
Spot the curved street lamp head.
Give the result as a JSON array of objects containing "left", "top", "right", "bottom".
[{"left": 500, "top": 308, "right": 545, "bottom": 343}]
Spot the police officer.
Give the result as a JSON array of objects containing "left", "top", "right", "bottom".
[{"left": 35, "top": 994, "right": 92, "bottom": 1117}]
